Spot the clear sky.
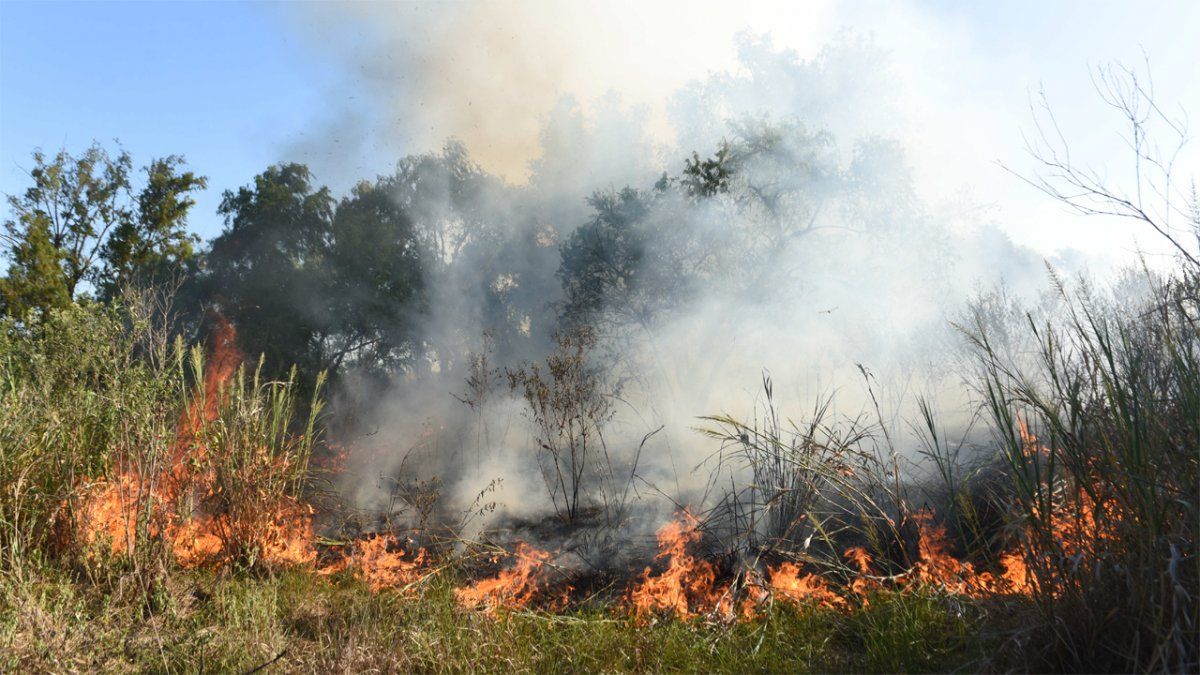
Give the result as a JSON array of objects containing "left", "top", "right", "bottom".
[
  {"left": 2, "top": 1, "right": 1198, "bottom": 265},
  {"left": 0, "top": 1, "right": 334, "bottom": 239}
]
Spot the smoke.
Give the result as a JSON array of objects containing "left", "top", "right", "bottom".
[
  {"left": 284, "top": 0, "right": 840, "bottom": 184},
  {"left": 273, "top": 3, "right": 1167, "bottom": 547}
]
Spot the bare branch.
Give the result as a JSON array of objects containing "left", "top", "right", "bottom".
[{"left": 1004, "top": 62, "right": 1197, "bottom": 269}]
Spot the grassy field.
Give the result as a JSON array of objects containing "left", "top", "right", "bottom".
[
  {"left": 3, "top": 565, "right": 997, "bottom": 673},
  {"left": 0, "top": 268, "right": 1196, "bottom": 673}
]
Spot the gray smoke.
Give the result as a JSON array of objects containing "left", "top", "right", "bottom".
[
  {"left": 303, "top": 26, "right": 1066, "bottom": 547},
  {"left": 276, "top": 0, "right": 1147, "bottom": 552}
]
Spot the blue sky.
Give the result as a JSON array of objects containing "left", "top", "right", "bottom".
[
  {"left": 0, "top": 1, "right": 335, "bottom": 240},
  {"left": 2, "top": 1, "right": 1197, "bottom": 262}
]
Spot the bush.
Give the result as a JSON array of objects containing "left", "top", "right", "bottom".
[
  {"left": 508, "top": 328, "right": 618, "bottom": 524},
  {"left": 0, "top": 299, "right": 183, "bottom": 586}
]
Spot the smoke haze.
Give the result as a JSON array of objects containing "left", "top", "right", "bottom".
[
  {"left": 264, "top": 2, "right": 1195, "bottom": 543},
  {"left": 305, "top": 32, "right": 1047, "bottom": 535}
]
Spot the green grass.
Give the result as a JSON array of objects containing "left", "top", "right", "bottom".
[
  {"left": 1, "top": 272, "right": 1194, "bottom": 673},
  {"left": 0, "top": 566, "right": 993, "bottom": 673}
]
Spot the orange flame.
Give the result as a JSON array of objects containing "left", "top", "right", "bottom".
[
  {"left": 352, "top": 534, "right": 428, "bottom": 592},
  {"left": 75, "top": 472, "right": 142, "bottom": 556},
  {"left": 73, "top": 315, "right": 325, "bottom": 570},
  {"left": 998, "top": 550, "right": 1031, "bottom": 593},
  {"left": 628, "top": 513, "right": 721, "bottom": 619},
  {"left": 908, "top": 510, "right": 989, "bottom": 595},
  {"left": 76, "top": 378, "right": 1116, "bottom": 620},
  {"left": 768, "top": 562, "right": 845, "bottom": 608},
  {"left": 455, "top": 543, "right": 554, "bottom": 610}
]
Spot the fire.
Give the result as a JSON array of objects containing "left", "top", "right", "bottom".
[
  {"left": 628, "top": 513, "right": 854, "bottom": 619},
  {"left": 255, "top": 500, "right": 320, "bottom": 567},
  {"left": 844, "top": 546, "right": 872, "bottom": 574},
  {"left": 71, "top": 367, "right": 1104, "bottom": 620},
  {"left": 455, "top": 542, "right": 555, "bottom": 610},
  {"left": 352, "top": 534, "right": 427, "bottom": 592},
  {"left": 998, "top": 550, "right": 1031, "bottom": 593},
  {"left": 170, "top": 314, "right": 240, "bottom": 485},
  {"left": 171, "top": 517, "right": 223, "bottom": 566},
  {"left": 313, "top": 442, "right": 350, "bottom": 473},
  {"left": 620, "top": 505, "right": 1043, "bottom": 621},
  {"left": 628, "top": 513, "right": 720, "bottom": 619},
  {"left": 768, "top": 562, "right": 844, "bottom": 608},
  {"left": 909, "top": 509, "right": 991, "bottom": 595},
  {"left": 75, "top": 472, "right": 142, "bottom": 556},
  {"left": 1011, "top": 418, "right": 1121, "bottom": 595},
  {"left": 73, "top": 315, "right": 325, "bottom": 570}
]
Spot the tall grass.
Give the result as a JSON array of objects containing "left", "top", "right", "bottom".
[
  {"left": 0, "top": 293, "right": 327, "bottom": 601},
  {"left": 694, "top": 266, "right": 1198, "bottom": 671},
  {"left": 697, "top": 374, "right": 912, "bottom": 582},
  {"left": 1, "top": 270, "right": 1194, "bottom": 672},
  {"left": 192, "top": 350, "right": 327, "bottom": 568},
  {"left": 0, "top": 300, "right": 184, "bottom": 590},
  {"left": 967, "top": 269, "right": 1199, "bottom": 672}
]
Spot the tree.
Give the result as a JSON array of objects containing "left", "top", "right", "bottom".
[
  {"left": 558, "top": 188, "right": 654, "bottom": 329},
  {"left": 0, "top": 219, "right": 70, "bottom": 318},
  {"left": 1005, "top": 62, "right": 1200, "bottom": 269},
  {"left": 507, "top": 327, "right": 615, "bottom": 524},
  {"left": 203, "top": 163, "right": 334, "bottom": 378},
  {"left": 1, "top": 143, "right": 206, "bottom": 317},
  {"left": 324, "top": 178, "right": 426, "bottom": 372},
  {"left": 389, "top": 142, "right": 550, "bottom": 372},
  {"left": 557, "top": 120, "right": 884, "bottom": 335},
  {"left": 681, "top": 141, "right": 734, "bottom": 198},
  {"left": 99, "top": 156, "right": 207, "bottom": 296}
]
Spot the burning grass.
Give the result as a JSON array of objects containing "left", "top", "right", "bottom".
[
  {"left": 69, "top": 315, "right": 327, "bottom": 572},
  {"left": 0, "top": 564, "right": 992, "bottom": 673},
  {"left": 0, "top": 271, "right": 1195, "bottom": 673}
]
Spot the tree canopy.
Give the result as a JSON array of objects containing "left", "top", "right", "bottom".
[{"left": 1, "top": 143, "right": 205, "bottom": 319}]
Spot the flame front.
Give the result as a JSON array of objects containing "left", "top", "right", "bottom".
[
  {"left": 629, "top": 513, "right": 720, "bottom": 619},
  {"left": 73, "top": 381, "right": 1114, "bottom": 619},
  {"left": 454, "top": 542, "right": 555, "bottom": 610}
]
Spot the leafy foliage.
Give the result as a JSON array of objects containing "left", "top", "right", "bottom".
[
  {"left": 203, "top": 163, "right": 335, "bottom": 378},
  {"left": 1, "top": 144, "right": 205, "bottom": 318},
  {"left": 99, "top": 156, "right": 207, "bottom": 295},
  {"left": 0, "top": 219, "right": 70, "bottom": 318},
  {"left": 323, "top": 179, "right": 426, "bottom": 371}
]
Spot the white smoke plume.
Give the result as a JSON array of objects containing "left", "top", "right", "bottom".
[{"left": 275, "top": 2, "right": 1178, "bottom": 545}]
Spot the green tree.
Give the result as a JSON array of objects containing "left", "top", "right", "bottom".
[
  {"left": 680, "top": 141, "right": 734, "bottom": 198},
  {"left": 204, "top": 163, "right": 334, "bottom": 377},
  {"left": 1, "top": 143, "right": 206, "bottom": 316},
  {"left": 0, "top": 219, "right": 70, "bottom": 318},
  {"left": 324, "top": 178, "right": 426, "bottom": 372},
  {"left": 558, "top": 188, "right": 653, "bottom": 329},
  {"left": 388, "top": 143, "right": 546, "bottom": 371},
  {"left": 99, "top": 156, "right": 207, "bottom": 296},
  {"left": 556, "top": 121, "right": 864, "bottom": 334},
  {"left": 3, "top": 144, "right": 132, "bottom": 300}
]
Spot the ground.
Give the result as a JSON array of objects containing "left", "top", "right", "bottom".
[{"left": 2, "top": 566, "right": 997, "bottom": 673}]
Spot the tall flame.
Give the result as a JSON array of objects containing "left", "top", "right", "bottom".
[
  {"left": 74, "top": 316, "right": 324, "bottom": 569},
  {"left": 628, "top": 513, "right": 720, "bottom": 619}
]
